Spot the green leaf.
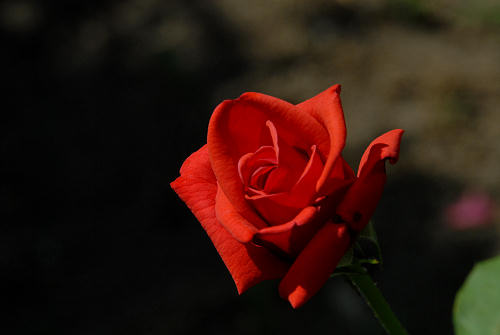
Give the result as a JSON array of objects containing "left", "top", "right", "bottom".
[
  {"left": 337, "top": 246, "right": 354, "bottom": 268},
  {"left": 358, "top": 221, "right": 383, "bottom": 265},
  {"left": 453, "top": 255, "right": 500, "bottom": 335},
  {"left": 331, "top": 263, "right": 367, "bottom": 278},
  {"left": 359, "top": 220, "right": 378, "bottom": 240}
]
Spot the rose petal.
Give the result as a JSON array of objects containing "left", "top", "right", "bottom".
[
  {"left": 265, "top": 119, "right": 280, "bottom": 158},
  {"left": 254, "top": 206, "right": 321, "bottom": 258},
  {"left": 264, "top": 121, "right": 310, "bottom": 193},
  {"left": 318, "top": 156, "right": 356, "bottom": 196},
  {"left": 297, "top": 84, "right": 347, "bottom": 194},
  {"left": 336, "top": 129, "right": 404, "bottom": 231},
  {"left": 357, "top": 129, "right": 404, "bottom": 178},
  {"left": 278, "top": 222, "right": 351, "bottom": 308},
  {"left": 248, "top": 165, "right": 276, "bottom": 191},
  {"left": 171, "top": 145, "right": 289, "bottom": 293},
  {"left": 254, "top": 175, "right": 353, "bottom": 260},
  {"left": 215, "top": 186, "right": 258, "bottom": 243},
  {"left": 246, "top": 145, "right": 324, "bottom": 225},
  {"left": 238, "top": 146, "right": 276, "bottom": 189},
  {"left": 207, "top": 93, "right": 330, "bottom": 228}
]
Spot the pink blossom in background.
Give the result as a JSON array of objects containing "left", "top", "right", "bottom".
[{"left": 444, "top": 192, "right": 495, "bottom": 230}]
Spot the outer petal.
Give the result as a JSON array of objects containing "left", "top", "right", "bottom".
[
  {"left": 278, "top": 222, "right": 351, "bottom": 308},
  {"left": 207, "top": 93, "right": 330, "bottom": 227},
  {"left": 357, "top": 129, "right": 404, "bottom": 178},
  {"left": 336, "top": 129, "right": 404, "bottom": 231},
  {"left": 297, "top": 84, "right": 347, "bottom": 194},
  {"left": 255, "top": 176, "right": 353, "bottom": 259},
  {"left": 318, "top": 155, "right": 356, "bottom": 196},
  {"left": 254, "top": 206, "right": 321, "bottom": 258},
  {"left": 171, "top": 145, "right": 289, "bottom": 293},
  {"left": 215, "top": 187, "right": 258, "bottom": 243}
]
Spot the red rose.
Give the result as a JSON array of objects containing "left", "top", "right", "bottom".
[{"left": 171, "top": 84, "right": 403, "bottom": 308}]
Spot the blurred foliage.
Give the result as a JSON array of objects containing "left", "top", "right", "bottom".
[{"left": 454, "top": 255, "right": 500, "bottom": 335}]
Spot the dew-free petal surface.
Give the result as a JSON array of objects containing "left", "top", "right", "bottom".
[
  {"left": 246, "top": 144, "right": 324, "bottom": 225},
  {"left": 297, "top": 84, "right": 347, "bottom": 193},
  {"left": 171, "top": 145, "right": 289, "bottom": 293},
  {"left": 278, "top": 222, "right": 350, "bottom": 308},
  {"left": 254, "top": 206, "right": 322, "bottom": 258},
  {"left": 215, "top": 187, "right": 258, "bottom": 243},
  {"left": 336, "top": 129, "right": 404, "bottom": 231},
  {"left": 207, "top": 93, "right": 329, "bottom": 228}
]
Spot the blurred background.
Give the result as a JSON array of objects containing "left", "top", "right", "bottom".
[{"left": 2, "top": 0, "right": 500, "bottom": 334}]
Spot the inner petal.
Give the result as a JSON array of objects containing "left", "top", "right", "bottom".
[
  {"left": 238, "top": 119, "right": 312, "bottom": 198},
  {"left": 238, "top": 146, "right": 276, "bottom": 188},
  {"left": 245, "top": 144, "right": 324, "bottom": 225},
  {"left": 249, "top": 165, "right": 276, "bottom": 190},
  {"left": 265, "top": 120, "right": 279, "bottom": 160},
  {"left": 262, "top": 127, "right": 309, "bottom": 193}
]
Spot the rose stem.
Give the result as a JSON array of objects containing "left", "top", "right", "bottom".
[{"left": 346, "top": 267, "right": 409, "bottom": 335}]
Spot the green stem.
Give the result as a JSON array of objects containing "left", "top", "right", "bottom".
[{"left": 346, "top": 268, "right": 409, "bottom": 335}]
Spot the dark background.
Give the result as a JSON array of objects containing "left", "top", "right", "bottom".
[{"left": 2, "top": 1, "right": 499, "bottom": 334}]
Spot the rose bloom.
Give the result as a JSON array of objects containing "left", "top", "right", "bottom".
[{"left": 171, "top": 85, "right": 403, "bottom": 308}]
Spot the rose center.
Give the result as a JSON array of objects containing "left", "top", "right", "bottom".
[
  {"left": 238, "top": 120, "right": 310, "bottom": 196},
  {"left": 236, "top": 120, "right": 324, "bottom": 225}
]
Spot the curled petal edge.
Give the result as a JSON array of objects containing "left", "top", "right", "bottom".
[
  {"left": 297, "top": 84, "right": 347, "bottom": 194},
  {"left": 171, "top": 145, "right": 288, "bottom": 294},
  {"left": 336, "top": 129, "right": 404, "bottom": 231}
]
